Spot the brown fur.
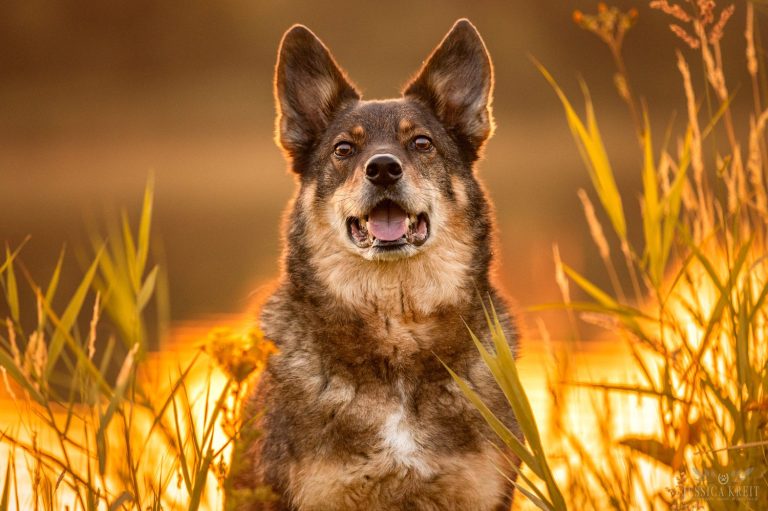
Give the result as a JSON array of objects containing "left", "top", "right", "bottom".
[{"left": 226, "top": 19, "right": 522, "bottom": 511}]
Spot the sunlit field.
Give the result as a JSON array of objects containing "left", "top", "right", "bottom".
[{"left": 3, "top": 1, "right": 768, "bottom": 510}]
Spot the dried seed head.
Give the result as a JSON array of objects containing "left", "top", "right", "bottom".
[
  {"left": 579, "top": 312, "right": 619, "bottom": 330},
  {"left": 747, "top": 110, "right": 768, "bottom": 213},
  {"left": 24, "top": 331, "right": 48, "bottom": 391},
  {"left": 0, "top": 367, "right": 17, "bottom": 401},
  {"left": 553, "top": 244, "right": 571, "bottom": 305},
  {"left": 698, "top": 0, "right": 716, "bottom": 26},
  {"left": 6, "top": 318, "right": 21, "bottom": 367},
  {"left": 115, "top": 342, "right": 140, "bottom": 389},
  {"left": 670, "top": 24, "right": 700, "bottom": 49},
  {"left": 709, "top": 4, "right": 735, "bottom": 44},
  {"left": 746, "top": 3, "right": 758, "bottom": 77},
  {"left": 726, "top": 149, "right": 744, "bottom": 213},
  {"left": 650, "top": 0, "right": 691, "bottom": 22},
  {"left": 87, "top": 292, "right": 101, "bottom": 362},
  {"left": 676, "top": 51, "right": 705, "bottom": 194},
  {"left": 578, "top": 189, "right": 611, "bottom": 260}
]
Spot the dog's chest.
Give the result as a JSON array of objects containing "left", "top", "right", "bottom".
[
  {"left": 315, "top": 374, "right": 447, "bottom": 459},
  {"left": 287, "top": 375, "right": 506, "bottom": 510},
  {"left": 350, "top": 304, "right": 465, "bottom": 364},
  {"left": 379, "top": 402, "right": 424, "bottom": 467},
  {"left": 373, "top": 314, "right": 437, "bottom": 359}
]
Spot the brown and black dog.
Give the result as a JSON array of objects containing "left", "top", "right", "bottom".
[{"left": 226, "top": 19, "right": 521, "bottom": 511}]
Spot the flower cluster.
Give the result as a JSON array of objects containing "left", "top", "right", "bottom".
[
  {"left": 205, "top": 326, "right": 277, "bottom": 383},
  {"left": 573, "top": 3, "right": 639, "bottom": 54}
]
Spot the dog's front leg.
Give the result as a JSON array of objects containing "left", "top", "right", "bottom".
[{"left": 225, "top": 373, "right": 295, "bottom": 511}]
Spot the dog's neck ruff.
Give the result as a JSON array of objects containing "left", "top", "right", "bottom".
[{"left": 313, "top": 247, "right": 472, "bottom": 318}]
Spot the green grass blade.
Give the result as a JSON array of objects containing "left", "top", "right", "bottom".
[
  {"left": 189, "top": 379, "right": 232, "bottom": 511},
  {"left": 188, "top": 449, "right": 213, "bottom": 511},
  {"left": 37, "top": 287, "right": 112, "bottom": 395},
  {"left": 659, "top": 145, "right": 689, "bottom": 283},
  {"left": 508, "top": 477, "right": 554, "bottom": 510},
  {"left": 97, "top": 346, "right": 137, "bottom": 476},
  {"left": 684, "top": 240, "right": 752, "bottom": 379},
  {"left": 701, "top": 88, "right": 738, "bottom": 140},
  {"left": 566, "top": 381, "right": 680, "bottom": 401},
  {"left": 441, "top": 360, "right": 536, "bottom": 468},
  {"left": 136, "top": 178, "right": 154, "bottom": 283},
  {"left": 3, "top": 246, "right": 19, "bottom": 324},
  {"left": 619, "top": 436, "right": 675, "bottom": 467},
  {"left": 0, "top": 349, "right": 45, "bottom": 404},
  {"left": 486, "top": 302, "right": 567, "bottom": 510},
  {"left": 137, "top": 266, "right": 158, "bottom": 313},
  {"left": 640, "top": 114, "right": 662, "bottom": 285},
  {"left": 171, "top": 393, "right": 193, "bottom": 494},
  {"left": 562, "top": 264, "right": 620, "bottom": 310},
  {"left": 736, "top": 288, "right": 750, "bottom": 397},
  {"left": 41, "top": 248, "right": 66, "bottom": 327},
  {"left": 0, "top": 454, "right": 12, "bottom": 511},
  {"left": 529, "top": 300, "right": 654, "bottom": 322},
  {"left": 0, "top": 238, "right": 28, "bottom": 277},
  {"left": 446, "top": 298, "right": 567, "bottom": 510},
  {"left": 108, "top": 491, "right": 132, "bottom": 511},
  {"left": 138, "top": 351, "right": 201, "bottom": 456},
  {"left": 582, "top": 80, "right": 627, "bottom": 239},
  {"left": 120, "top": 211, "right": 138, "bottom": 294},
  {"left": 535, "top": 59, "right": 626, "bottom": 239},
  {"left": 46, "top": 250, "right": 103, "bottom": 374}
]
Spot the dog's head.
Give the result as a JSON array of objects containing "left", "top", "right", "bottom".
[{"left": 274, "top": 20, "right": 496, "bottom": 313}]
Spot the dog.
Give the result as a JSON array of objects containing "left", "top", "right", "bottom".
[{"left": 225, "top": 18, "right": 521, "bottom": 511}]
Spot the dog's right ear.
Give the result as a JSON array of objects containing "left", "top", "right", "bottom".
[
  {"left": 403, "top": 19, "right": 494, "bottom": 156},
  {"left": 274, "top": 25, "right": 360, "bottom": 165}
]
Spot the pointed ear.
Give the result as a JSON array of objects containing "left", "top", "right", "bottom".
[
  {"left": 274, "top": 25, "right": 360, "bottom": 163},
  {"left": 403, "top": 19, "right": 494, "bottom": 154}
]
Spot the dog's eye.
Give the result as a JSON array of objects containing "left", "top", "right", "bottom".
[
  {"left": 412, "top": 136, "right": 433, "bottom": 152},
  {"left": 334, "top": 142, "right": 355, "bottom": 158}
]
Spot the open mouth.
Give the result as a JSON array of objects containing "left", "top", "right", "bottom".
[{"left": 347, "top": 200, "right": 430, "bottom": 250}]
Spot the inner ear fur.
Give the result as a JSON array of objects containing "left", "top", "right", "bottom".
[
  {"left": 403, "top": 19, "right": 495, "bottom": 155},
  {"left": 274, "top": 24, "right": 360, "bottom": 165}
]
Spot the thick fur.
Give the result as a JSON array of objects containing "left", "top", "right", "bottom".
[{"left": 226, "top": 19, "right": 522, "bottom": 511}]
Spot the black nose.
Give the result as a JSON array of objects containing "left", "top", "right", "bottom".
[{"left": 365, "top": 154, "right": 402, "bottom": 186}]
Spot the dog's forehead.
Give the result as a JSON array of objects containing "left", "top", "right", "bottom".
[{"left": 335, "top": 99, "right": 435, "bottom": 134}]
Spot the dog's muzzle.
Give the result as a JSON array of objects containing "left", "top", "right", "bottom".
[{"left": 347, "top": 199, "right": 430, "bottom": 252}]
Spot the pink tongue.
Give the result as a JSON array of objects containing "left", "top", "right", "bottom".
[{"left": 369, "top": 203, "right": 407, "bottom": 241}]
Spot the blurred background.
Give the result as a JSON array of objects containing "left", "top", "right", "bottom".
[{"left": 0, "top": 0, "right": 756, "bottom": 340}]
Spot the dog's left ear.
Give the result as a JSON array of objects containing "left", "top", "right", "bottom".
[
  {"left": 275, "top": 25, "right": 360, "bottom": 164},
  {"left": 403, "top": 19, "right": 494, "bottom": 154}
]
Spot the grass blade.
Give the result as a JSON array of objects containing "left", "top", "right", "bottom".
[
  {"left": 535, "top": 59, "right": 626, "bottom": 240},
  {"left": 46, "top": 250, "right": 103, "bottom": 374},
  {"left": 0, "top": 454, "right": 12, "bottom": 511},
  {"left": 3, "top": 246, "right": 20, "bottom": 324}
]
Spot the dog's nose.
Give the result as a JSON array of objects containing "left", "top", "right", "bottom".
[{"left": 365, "top": 154, "right": 403, "bottom": 186}]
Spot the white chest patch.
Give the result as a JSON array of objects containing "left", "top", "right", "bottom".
[{"left": 380, "top": 406, "right": 431, "bottom": 476}]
